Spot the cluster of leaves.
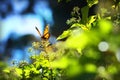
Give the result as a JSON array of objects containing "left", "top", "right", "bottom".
[{"left": 1, "top": 0, "right": 120, "bottom": 80}]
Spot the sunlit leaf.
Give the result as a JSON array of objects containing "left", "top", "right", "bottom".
[
  {"left": 98, "top": 19, "right": 112, "bottom": 34},
  {"left": 31, "top": 67, "right": 40, "bottom": 74},
  {"left": 71, "top": 23, "right": 89, "bottom": 31},
  {"left": 66, "top": 32, "right": 89, "bottom": 50},
  {"left": 15, "top": 68, "right": 22, "bottom": 77},
  {"left": 84, "top": 64, "right": 97, "bottom": 73},
  {"left": 24, "top": 69, "right": 30, "bottom": 78},
  {"left": 86, "top": 15, "right": 96, "bottom": 29},
  {"left": 51, "top": 56, "right": 69, "bottom": 68},
  {"left": 57, "top": 30, "right": 71, "bottom": 40},
  {"left": 87, "top": 0, "right": 98, "bottom": 7},
  {"left": 3, "top": 68, "right": 10, "bottom": 73}
]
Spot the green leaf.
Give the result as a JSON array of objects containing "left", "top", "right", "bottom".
[
  {"left": 3, "top": 68, "right": 10, "bottom": 73},
  {"left": 71, "top": 23, "right": 89, "bottom": 31},
  {"left": 84, "top": 63, "right": 97, "bottom": 73},
  {"left": 24, "top": 69, "right": 30, "bottom": 78},
  {"left": 87, "top": 0, "right": 98, "bottom": 7},
  {"left": 98, "top": 19, "right": 112, "bottom": 34},
  {"left": 51, "top": 56, "right": 69, "bottom": 68},
  {"left": 15, "top": 68, "right": 22, "bottom": 77},
  {"left": 88, "top": 15, "right": 96, "bottom": 25},
  {"left": 81, "top": 6, "right": 89, "bottom": 24},
  {"left": 66, "top": 31, "right": 89, "bottom": 50},
  {"left": 86, "top": 15, "right": 96, "bottom": 29},
  {"left": 57, "top": 30, "right": 71, "bottom": 40}
]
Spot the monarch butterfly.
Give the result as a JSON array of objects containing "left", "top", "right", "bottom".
[
  {"left": 35, "top": 25, "right": 50, "bottom": 40},
  {"left": 35, "top": 25, "right": 57, "bottom": 53}
]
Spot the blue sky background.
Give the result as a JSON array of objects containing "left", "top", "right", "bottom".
[{"left": 0, "top": 0, "right": 54, "bottom": 65}]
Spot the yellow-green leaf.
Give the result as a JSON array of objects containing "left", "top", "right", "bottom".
[{"left": 57, "top": 30, "right": 71, "bottom": 40}]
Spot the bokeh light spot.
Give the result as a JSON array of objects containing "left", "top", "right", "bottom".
[{"left": 98, "top": 41, "right": 109, "bottom": 52}]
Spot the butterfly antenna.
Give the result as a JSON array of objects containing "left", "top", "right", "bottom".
[{"left": 35, "top": 26, "right": 42, "bottom": 37}]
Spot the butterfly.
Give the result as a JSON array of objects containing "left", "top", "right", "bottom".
[
  {"left": 35, "top": 25, "right": 57, "bottom": 53},
  {"left": 35, "top": 25, "right": 50, "bottom": 40}
]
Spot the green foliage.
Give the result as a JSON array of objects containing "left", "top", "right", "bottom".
[
  {"left": 1, "top": 0, "right": 120, "bottom": 80},
  {"left": 87, "top": 0, "right": 98, "bottom": 7}
]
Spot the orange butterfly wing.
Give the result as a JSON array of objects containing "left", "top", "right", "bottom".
[
  {"left": 41, "top": 25, "right": 50, "bottom": 40},
  {"left": 35, "top": 25, "right": 50, "bottom": 40}
]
